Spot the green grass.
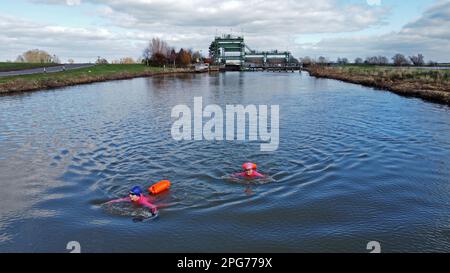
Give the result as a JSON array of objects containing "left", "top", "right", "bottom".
[
  {"left": 0, "top": 64, "right": 164, "bottom": 84},
  {"left": 332, "top": 65, "right": 450, "bottom": 82},
  {"left": 0, "top": 64, "right": 187, "bottom": 93},
  {"left": 0, "top": 62, "right": 60, "bottom": 72}
]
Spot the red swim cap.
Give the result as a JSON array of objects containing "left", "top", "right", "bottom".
[{"left": 242, "top": 162, "right": 257, "bottom": 170}]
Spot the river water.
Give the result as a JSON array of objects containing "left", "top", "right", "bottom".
[{"left": 0, "top": 72, "right": 449, "bottom": 252}]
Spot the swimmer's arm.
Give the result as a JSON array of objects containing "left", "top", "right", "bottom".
[
  {"left": 231, "top": 172, "right": 244, "bottom": 177},
  {"left": 105, "top": 197, "right": 130, "bottom": 204},
  {"left": 254, "top": 171, "right": 265, "bottom": 178},
  {"left": 141, "top": 199, "right": 158, "bottom": 214}
]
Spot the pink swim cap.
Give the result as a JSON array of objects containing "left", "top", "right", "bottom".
[{"left": 242, "top": 162, "right": 257, "bottom": 170}]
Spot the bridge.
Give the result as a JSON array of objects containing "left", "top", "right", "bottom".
[{"left": 209, "top": 34, "right": 300, "bottom": 71}]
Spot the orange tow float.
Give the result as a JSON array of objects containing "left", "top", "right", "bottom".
[{"left": 148, "top": 180, "right": 171, "bottom": 195}]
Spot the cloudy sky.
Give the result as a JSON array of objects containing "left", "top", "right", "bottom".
[{"left": 1, "top": 0, "right": 449, "bottom": 63}]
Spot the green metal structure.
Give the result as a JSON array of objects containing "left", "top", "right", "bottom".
[{"left": 209, "top": 34, "right": 291, "bottom": 68}]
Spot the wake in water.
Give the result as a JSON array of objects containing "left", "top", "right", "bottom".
[
  {"left": 101, "top": 202, "right": 158, "bottom": 222},
  {"left": 222, "top": 174, "right": 275, "bottom": 185}
]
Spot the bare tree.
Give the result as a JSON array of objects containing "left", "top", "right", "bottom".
[
  {"left": 15, "top": 55, "right": 25, "bottom": 62},
  {"left": 378, "top": 56, "right": 389, "bottom": 65},
  {"left": 68, "top": 59, "right": 74, "bottom": 64},
  {"left": 16, "top": 49, "right": 55, "bottom": 63},
  {"left": 365, "top": 56, "right": 389, "bottom": 65},
  {"left": 142, "top": 47, "right": 151, "bottom": 66},
  {"left": 409, "top": 54, "right": 425, "bottom": 66},
  {"left": 365, "top": 56, "right": 378, "bottom": 65},
  {"left": 149, "top": 37, "right": 169, "bottom": 57},
  {"left": 365, "top": 56, "right": 377, "bottom": 65},
  {"left": 392, "top": 54, "right": 410, "bottom": 66},
  {"left": 354, "top": 57, "right": 363, "bottom": 64},
  {"left": 120, "top": 57, "right": 135, "bottom": 64},
  {"left": 142, "top": 37, "right": 172, "bottom": 66},
  {"left": 428, "top": 60, "right": 438, "bottom": 66},
  {"left": 96, "top": 56, "right": 108, "bottom": 64},
  {"left": 301, "top": 56, "right": 313, "bottom": 66},
  {"left": 337, "top": 57, "right": 349, "bottom": 65},
  {"left": 317, "top": 56, "right": 328, "bottom": 65},
  {"left": 52, "top": 54, "right": 61, "bottom": 64}
]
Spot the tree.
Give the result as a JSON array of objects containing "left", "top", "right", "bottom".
[
  {"left": 409, "top": 54, "right": 425, "bottom": 66},
  {"left": 337, "top": 57, "right": 349, "bottom": 65},
  {"left": 15, "top": 55, "right": 25, "bottom": 62},
  {"left": 52, "top": 54, "right": 61, "bottom": 64},
  {"left": 168, "top": 49, "right": 177, "bottom": 67},
  {"left": 301, "top": 56, "right": 313, "bottom": 66},
  {"left": 120, "top": 57, "right": 135, "bottom": 64},
  {"left": 151, "top": 52, "right": 167, "bottom": 66},
  {"left": 209, "top": 41, "right": 219, "bottom": 62},
  {"left": 354, "top": 57, "right": 363, "bottom": 64},
  {"left": 192, "top": 51, "right": 202, "bottom": 63},
  {"left": 365, "top": 56, "right": 378, "bottom": 65},
  {"left": 142, "top": 47, "right": 151, "bottom": 66},
  {"left": 96, "top": 57, "right": 108, "bottom": 64},
  {"left": 365, "top": 56, "right": 389, "bottom": 65},
  {"left": 428, "top": 60, "right": 438, "bottom": 66},
  {"left": 392, "top": 54, "right": 410, "bottom": 66},
  {"left": 142, "top": 37, "right": 175, "bottom": 66},
  {"left": 317, "top": 56, "right": 328, "bottom": 65},
  {"left": 176, "top": 48, "right": 192, "bottom": 67},
  {"left": 149, "top": 37, "right": 169, "bottom": 58},
  {"left": 378, "top": 56, "right": 389, "bottom": 65},
  {"left": 16, "top": 49, "right": 55, "bottom": 63},
  {"left": 365, "top": 56, "right": 376, "bottom": 65},
  {"left": 68, "top": 59, "right": 74, "bottom": 64}
]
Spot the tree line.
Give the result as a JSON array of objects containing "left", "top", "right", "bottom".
[
  {"left": 301, "top": 54, "right": 438, "bottom": 66},
  {"left": 142, "top": 37, "right": 204, "bottom": 67},
  {"left": 99, "top": 37, "right": 206, "bottom": 67}
]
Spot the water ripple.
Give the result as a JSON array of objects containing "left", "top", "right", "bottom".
[{"left": 0, "top": 73, "right": 449, "bottom": 252}]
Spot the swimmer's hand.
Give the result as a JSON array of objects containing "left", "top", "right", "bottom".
[
  {"left": 133, "top": 217, "right": 145, "bottom": 223},
  {"left": 151, "top": 207, "right": 158, "bottom": 216}
]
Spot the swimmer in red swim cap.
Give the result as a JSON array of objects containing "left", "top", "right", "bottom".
[{"left": 233, "top": 162, "right": 265, "bottom": 178}]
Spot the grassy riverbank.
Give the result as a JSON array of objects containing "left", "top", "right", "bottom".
[
  {"left": 0, "top": 62, "right": 60, "bottom": 72},
  {"left": 0, "top": 64, "right": 193, "bottom": 94},
  {"left": 304, "top": 65, "right": 450, "bottom": 105}
]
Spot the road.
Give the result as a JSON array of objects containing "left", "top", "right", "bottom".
[{"left": 0, "top": 63, "right": 95, "bottom": 77}]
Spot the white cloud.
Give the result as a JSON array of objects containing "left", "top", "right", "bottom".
[
  {"left": 367, "top": 0, "right": 381, "bottom": 6},
  {"left": 295, "top": 1, "right": 450, "bottom": 62},
  {"left": 66, "top": 0, "right": 81, "bottom": 5},
  {"left": 0, "top": 14, "right": 142, "bottom": 62},
  {"left": 92, "top": 0, "right": 388, "bottom": 33},
  {"left": 31, "top": 0, "right": 82, "bottom": 5}
]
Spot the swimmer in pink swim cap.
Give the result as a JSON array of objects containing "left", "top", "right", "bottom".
[{"left": 233, "top": 162, "right": 265, "bottom": 178}]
